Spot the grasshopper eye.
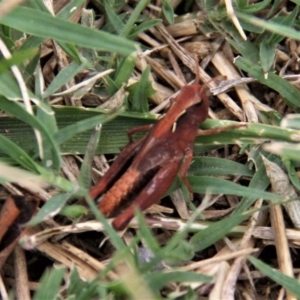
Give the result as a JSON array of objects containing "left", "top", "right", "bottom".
[
  {"left": 197, "top": 91, "right": 205, "bottom": 104},
  {"left": 198, "top": 86, "right": 210, "bottom": 102}
]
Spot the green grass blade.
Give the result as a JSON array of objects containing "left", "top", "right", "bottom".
[
  {"left": 188, "top": 176, "right": 283, "bottom": 201},
  {"left": 79, "top": 125, "right": 102, "bottom": 189},
  {"left": 238, "top": 0, "right": 272, "bottom": 13},
  {"left": 57, "top": 0, "right": 86, "bottom": 19},
  {"left": 55, "top": 108, "right": 121, "bottom": 145},
  {"left": 200, "top": 119, "right": 300, "bottom": 144},
  {"left": 264, "top": 142, "right": 300, "bottom": 162},
  {"left": 146, "top": 271, "right": 211, "bottom": 292},
  {"left": 0, "top": 70, "right": 53, "bottom": 113},
  {"left": 27, "top": 193, "right": 72, "bottom": 226},
  {"left": 85, "top": 194, "right": 127, "bottom": 251},
  {"left": 233, "top": 160, "right": 271, "bottom": 215},
  {"left": 188, "top": 157, "right": 254, "bottom": 177},
  {"left": 3, "top": 108, "right": 300, "bottom": 155},
  {"left": 248, "top": 256, "right": 300, "bottom": 298},
  {"left": 281, "top": 114, "right": 300, "bottom": 129},
  {"left": 128, "top": 19, "right": 162, "bottom": 39},
  {"left": 104, "top": 0, "right": 125, "bottom": 35},
  {"left": 235, "top": 57, "right": 300, "bottom": 108},
  {"left": 0, "top": 97, "right": 61, "bottom": 169},
  {"left": 1, "top": 6, "right": 136, "bottom": 55},
  {"left": 162, "top": 0, "right": 175, "bottom": 24},
  {"left": 113, "top": 54, "right": 136, "bottom": 91},
  {"left": 0, "top": 134, "right": 41, "bottom": 173},
  {"left": 43, "top": 61, "right": 86, "bottom": 98},
  {"left": 237, "top": 12, "right": 300, "bottom": 41},
  {"left": 33, "top": 266, "right": 65, "bottom": 300},
  {"left": 127, "top": 66, "right": 152, "bottom": 112},
  {"left": 190, "top": 211, "right": 249, "bottom": 252},
  {"left": 121, "top": 0, "right": 149, "bottom": 37},
  {"left": 259, "top": 42, "right": 276, "bottom": 73}
]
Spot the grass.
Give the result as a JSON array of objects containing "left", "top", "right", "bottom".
[{"left": 0, "top": 0, "right": 300, "bottom": 299}]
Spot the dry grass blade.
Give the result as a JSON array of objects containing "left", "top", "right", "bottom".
[
  {"left": 270, "top": 202, "right": 295, "bottom": 300},
  {"left": 166, "top": 17, "right": 204, "bottom": 37},
  {"left": 25, "top": 226, "right": 118, "bottom": 281},
  {"left": 177, "top": 248, "right": 258, "bottom": 272},
  {"left": 170, "top": 189, "right": 190, "bottom": 219},
  {"left": 212, "top": 52, "right": 258, "bottom": 122},
  {"left": 14, "top": 246, "right": 30, "bottom": 300},
  {"left": 262, "top": 156, "right": 300, "bottom": 229},
  {"left": 144, "top": 56, "right": 185, "bottom": 89}
]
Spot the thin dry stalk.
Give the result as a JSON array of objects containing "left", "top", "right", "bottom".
[
  {"left": 222, "top": 199, "right": 266, "bottom": 300},
  {"left": 177, "top": 248, "right": 257, "bottom": 272},
  {"left": 224, "top": 0, "right": 247, "bottom": 40},
  {"left": 14, "top": 245, "right": 30, "bottom": 300},
  {"left": 167, "top": 49, "right": 187, "bottom": 84},
  {"left": 22, "top": 217, "right": 300, "bottom": 246},
  {"left": 270, "top": 203, "right": 295, "bottom": 300},
  {"left": 53, "top": 69, "right": 114, "bottom": 96},
  {"left": 60, "top": 242, "right": 119, "bottom": 280}
]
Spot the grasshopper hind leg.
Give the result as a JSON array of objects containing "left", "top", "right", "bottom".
[{"left": 112, "top": 161, "right": 180, "bottom": 230}]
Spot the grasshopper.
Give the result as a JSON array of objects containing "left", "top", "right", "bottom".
[{"left": 89, "top": 67, "right": 244, "bottom": 230}]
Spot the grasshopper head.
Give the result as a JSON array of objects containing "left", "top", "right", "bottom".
[{"left": 175, "top": 83, "right": 209, "bottom": 119}]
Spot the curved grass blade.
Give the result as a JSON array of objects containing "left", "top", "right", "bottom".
[
  {"left": 235, "top": 57, "right": 300, "bottom": 108},
  {"left": 27, "top": 193, "right": 72, "bottom": 226},
  {"left": 0, "top": 134, "right": 42, "bottom": 173}
]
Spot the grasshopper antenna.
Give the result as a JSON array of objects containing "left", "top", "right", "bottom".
[
  {"left": 192, "top": 53, "right": 225, "bottom": 89},
  {"left": 193, "top": 54, "right": 200, "bottom": 85}
]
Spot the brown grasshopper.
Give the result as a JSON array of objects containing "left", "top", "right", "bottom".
[{"left": 89, "top": 68, "right": 244, "bottom": 230}]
